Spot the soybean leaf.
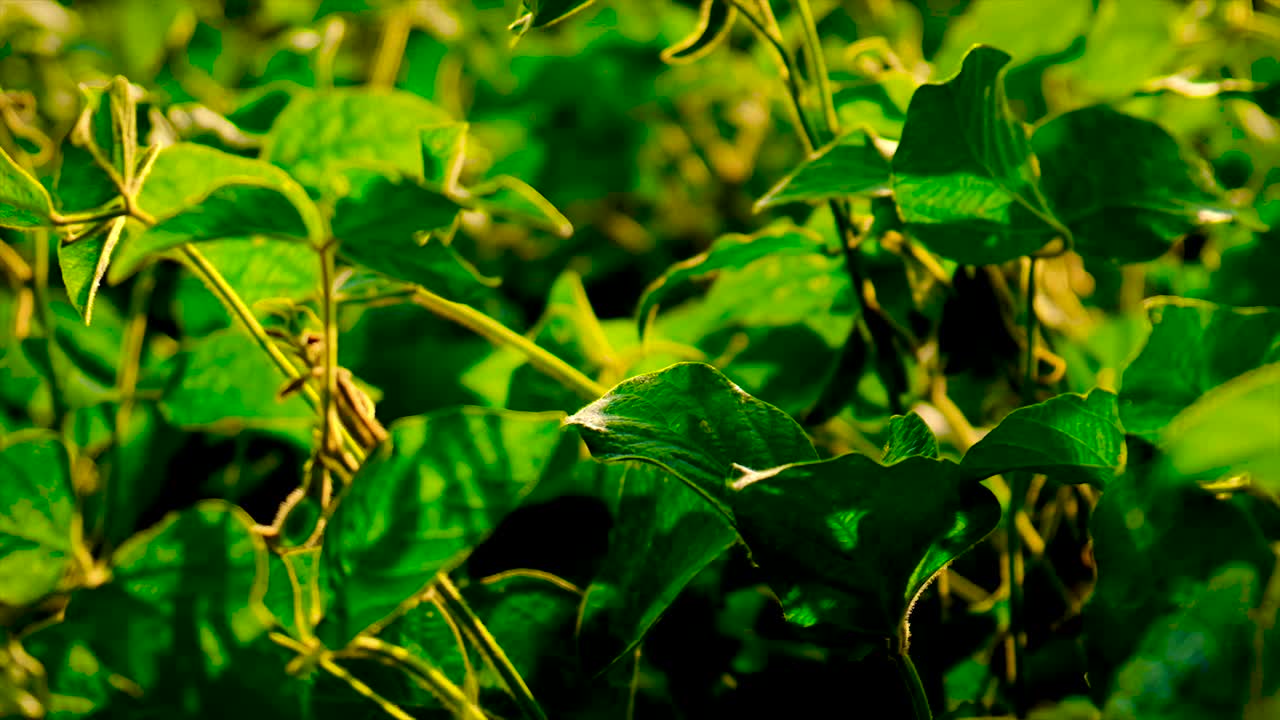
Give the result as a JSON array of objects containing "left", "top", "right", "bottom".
[
  {"left": 0, "top": 435, "right": 75, "bottom": 606},
  {"left": 660, "top": 0, "right": 737, "bottom": 65},
  {"left": 263, "top": 88, "right": 453, "bottom": 193},
  {"left": 173, "top": 237, "right": 321, "bottom": 334},
  {"left": 755, "top": 129, "right": 891, "bottom": 210},
  {"left": 931, "top": 0, "right": 1093, "bottom": 78},
  {"left": 153, "top": 329, "right": 313, "bottom": 448},
  {"left": 882, "top": 412, "right": 939, "bottom": 464},
  {"left": 1118, "top": 299, "right": 1280, "bottom": 442},
  {"left": 961, "top": 389, "right": 1126, "bottom": 488},
  {"left": 58, "top": 217, "right": 126, "bottom": 324},
  {"left": 464, "top": 575, "right": 583, "bottom": 694},
  {"left": 421, "top": 123, "right": 468, "bottom": 191},
  {"left": 265, "top": 547, "right": 328, "bottom": 640},
  {"left": 54, "top": 141, "right": 120, "bottom": 214},
  {"left": 636, "top": 225, "right": 828, "bottom": 337},
  {"left": 135, "top": 143, "right": 319, "bottom": 224},
  {"left": 1162, "top": 363, "right": 1280, "bottom": 493},
  {"left": 322, "top": 407, "right": 577, "bottom": 644},
  {"left": 1032, "top": 106, "right": 1232, "bottom": 263},
  {"left": 469, "top": 175, "right": 573, "bottom": 238},
  {"left": 578, "top": 463, "right": 737, "bottom": 670},
  {"left": 892, "top": 46, "right": 1068, "bottom": 264},
  {"left": 730, "top": 454, "right": 1001, "bottom": 636},
  {"left": 1055, "top": 0, "right": 1180, "bottom": 100},
  {"left": 564, "top": 362, "right": 818, "bottom": 518},
  {"left": 20, "top": 301, "right": 125, "bottom": 412},
  {"left": 0, "top": 147, "right": 54, "bottom": 228},
  {"left": 112, "top": 181, "right": 313, "bottom": 281}
]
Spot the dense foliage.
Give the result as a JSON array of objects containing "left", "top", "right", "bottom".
[{"left": 1, "top": 1, "right": 1278, "bottom": 718}]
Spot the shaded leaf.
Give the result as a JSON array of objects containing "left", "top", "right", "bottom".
[
  {"left": 892, "top": 46, "right": 1068, "bottom": 264},
  {"left": 755, "top": 129, "right": 891, "bottom": 210},
  {"left": 58, "top": 217, "right": 126, "bottom": 324},
  {"left": 322, "top": 407, "right": 577, "bottom": 644},
  {"left": 1118, "top": 298, "right": 1280, "bottom": 442},
  {"left": 0, "top": 147, "right": 53, "bottom": 228},
  {"left": 882, "top": 412, "right": 939, "bottom": 464},
  {"left": 660, "top": 0, "right": 738, "bottom": 65},
  {"left": 1032, "top": 106, "right": 1231, "bottom": 263},
  {"left": 961, "top": 389, "right": 1126, "bottom": 487},
  {"left": 420, "top": 123, "right": 468, "bottom": 191},
  {"left": 0, "top": 435, "right": 75, "bottom": 606}
]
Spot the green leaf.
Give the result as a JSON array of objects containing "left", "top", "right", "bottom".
[
  {"left": 58, "top": 217, "right": 127, "bottom": 324},
  {"left": 512, "top": 0, "right": 597, "bottom": 32},
  {"left": 0, "top": 146, "right": 54, "bottom": 228},
  {"left": 1118, "top": 298, "right": 1280, "bottom": 442},
  {"left": 154, "top": 329, "right": 313, "bottom": 447},
  {"left": 1161, "top": 363, "right": 1280, "bottom": 492},
  {"left": 730, "top": 454, "right": 1000, "bottom": 636},
  {"left": 891, "top": 45, "right": 1068, "bottom": 264},
  {"left": 21, "top": 300, "right": 125, "bottom": 412},
  {"left": 469, "top": 175, "right": 573, "bottom": 238},
  {"left": 660, "top": 0, "right": 738, "bottom": 65},
  {"left": 1031, "top": 106, "right": 1231, "bottom": 263},
  {"left": 961, "top": 389, "right": 1126, "bottom": 487},
  {"left": 421, "top": 123, "right": 468, "bottom": 191},
  {"left": 931, "top": 0, "right": 1092, "bottom": 78},
  {"left": 578, "top": 463, "right": 737, "bottom": 670},
  {"left": 174, "top": 237, "right": 321, "bottom": 331},
  {"left": 322, "top": 407, "right": 577, "bottom": 644},
  {"left": 265, "top": 547, "right": 328, "bottom": 640},
  {"left": 882, "top": 412, "right": 939, "bottom": 464},
  {"left": 263, "top": 88, "right": 453, "bottom": 193},
  {"left": 0, "top": 435, "right": 75, "bottom": 606},
  {"left": 564, "top": 362, "right": 818, "bottom": 518},
  {"left": 136, "top": 143, "right": 319, "bottom": 224},
  {"left": 1054, "top": 0, "right": 1180, "bottom": 100},
  {"left": 755, "top": 129, "right": 891, "bottom": 210},
  {"left": 636, "top": 225, "right": 828, "bottom": 337}
]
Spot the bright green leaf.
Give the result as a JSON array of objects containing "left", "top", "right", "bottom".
[
  {"left": 564, "top": 362, "right": 818, "bottom": 518},
  {"left": 755, "top": 129, "right": 892, "bottom": 211},
  {"left": 421, "top": 123, "right": 468, "bottom": 191},
  {"left": 1032, "top": 106, "right": 1231, "bottom": 263},
  {"left": 469, "top": 174, "right": 573, "bottom": 238},
  {"left": 0, "top": 147, "right": 54, "bottom": 228},
  {"left": 932, "top": 0, "right": 1092, "bottom": 78},
  {"left": 1118, "top": 298, "right": 1280, "bottom": 442},
  {"left": 892, "top": 45, "right": 1068, "bottom": 264},
  {"left": 961, "top": 389, "right": 1126, "bottom": 487},
  {"left": 322, "top": 407, "right": 577, "bottom": 644},
  {"left": 882, "top": 412, "right": 939, "bottom": 464},
  {"left": 59, "top": 217, "right": 126, "bottom": 324},
  {"left": 660, "top": 0, "right": 738, "bottom": 65},
  {"left": 136, "top": 143, "right": 319, "bottom": 225},
  {"left": 0, "top": 435, "right": 75, "bottom": 606}
]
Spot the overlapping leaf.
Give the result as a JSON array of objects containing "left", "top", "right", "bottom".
[
  {"left": 0, "top": 147, "right": 54, "bottom": 229},
  {"left": 755, "top": 129, "right": 891, "bottom": 210},
  {"left": 882, "top": 412, "right": 940, "bottom": 464},
  {"left": 0, "top": 435, "right": 75, "bottom": 606}
]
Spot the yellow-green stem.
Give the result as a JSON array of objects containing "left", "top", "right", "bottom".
[{"left": 350, "top": 636, "right": 487, "bottom": 720}]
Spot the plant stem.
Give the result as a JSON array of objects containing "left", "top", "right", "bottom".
[
  {"left": 1007, "top": 258, "right": 1038, "bottom": 717},
  {"left": 411, "top": 287, "right": 606, "bottom": 401},
  {"left": 319, "top": 241, "right": 341, "bottom": 463},
  {"left": 317, "top": 656, "right": 422, "bottom": 720},
  {"left": 791, "top": 0, "right": 841, "bottom": 139},
  {"left": 434, "top": 573, "right": 548, "bottom": 720},
  {"left": 349, "top": 636, "right": 487, "bottom": 720},
  {"left": 896, "top": 652, "right": 933, "bottom": 720}
]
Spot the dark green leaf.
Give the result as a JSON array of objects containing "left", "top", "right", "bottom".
[
  {"left": 0, "top": 435, "right": 75, "bottom": 606},
  {"left": 420, "top": 123, "right": 468, "bottom": 191},
  {"left": 0, "top": 146, "right": 54, "bottom": 228},
  {"left": 564, "top": 362, "right": 818, "bottom": 518},
  {"left": 578, "top": 463, "right": 736, "bottom": 669},
  {"left": 961, "top": 389, "right": 1126, "bottom": 487},
  {"left": 882, "top": 412, "right": 939, "bottom": 464},
  {"left": 892, "top": 46, "right": 1068, "bottom": 264},
  {"left": 58, "top": 217, "right": 126, "bottom": 324},
  {"left": 755, "top": 129, "right": 891, "bottom": 210},
  {"left": 1032, "top": 106, "right": 1231, "bottom": 263},
  {"left": 660, "top": 0, "right": 738, "bottom": 65},
  {"left": 265, "top": 547, "right": 328, "bottom": 640},
  {"left": 1118, "top": 298, "right": 1280, "bottom": 442},
  {"left": 322, "top": 407, "right": 577, "bottom": 644}
]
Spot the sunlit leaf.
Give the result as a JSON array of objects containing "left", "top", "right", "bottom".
[
  {"left": 755, "top": 129, "right": 892, "bottom": 210},
  {"left": 932, "top": 0, "right": 1092, "bottom": 78},
  {"left": 0, "top": 435, "right": 75, "bottom": 606},
  {"left": 0, "top": 147, "right": 54, "bottom": 228},
  {"left": 882, "top": 412, "right": 939, "bottom": 464},
  {"left": 59, "top": 217, "right": 126, "bottom": 323},
  {"left": 469, "top": 175, "right": 573, "bottom": 238}
]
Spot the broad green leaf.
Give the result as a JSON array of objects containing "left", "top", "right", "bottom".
[
  {"left": 755, "top": 129, "right": 891, "bottom": 210},
  {"left": 1032, "top": 106, "right": 1231, "bottom": 263},
  {"left": 578, "top": 463, "right": 736, "bottom": 670},
  {"left": 154, "top": 329, "right": 313, "bottom": 447},
  {"left": 636, "top": 226, "right": 828, "bottom": 337},
  {"left": 0, "top": 435, "right": 75, "bottom": 606},
  {"left": 564, "top": 362, "right": 818, "bottom": 518},
  {"left": 961, "top": 389, "right": 1126, "bottom": 487},
  {"left": 513, "top": 0, "right": 597, "bottom": 32},
  {"left": 112, "top": 181, "right": 313, "bottom": 282},
  {"left": 892, "top": 46, "right": 1068, "bottom": 264},
  {"left": 20, "top": 300, "right": 125, "bottom": 412},
  {"left": 265, "top": 547, "right": 328, "bottom": 640},
  {"left": 881, "top": 412, "right": 939, "bottom": 464},
  {"left": 660, "top": 0, "right": 737, "bottom": 65},
  {"left": 21, "top": 633, "right": 113, "bottom": 718},
  {"left": 1053, "top": 0, "right": 1180, "bottom": 100},
  {"left": 263, "top": 89, "right": 453, "bottom": 193},
  {"left": 1118, "top": 299, "right": 1280, "bottom": 442},
  {"left": 59, "top": 217, "right": 126, "bottom": 324},
  {"left": 136, "top": 143, "right": 319, "bottom": 225},
  {"left": 173, "top": 237, "right": 321, "bottom": 334},
  {"left": 421, "top": 123, "right": 468, "bottom": 191},
  {"left": 730, "top": 454, "right": 1000, "bottom": 636},
  {"left": 54, "top": 141, "right": 119, "bottom": 214},
  {"left": 322, "top": 407, "right": 577, "bottom": 644},
  {"left": 833, "top": 71, "right": 916, "bottom": 140},
  {"left": 0, "top": 147, "right": 54, "bottom": 228},
  {"left": 464, "top": 574, "right": 583, "bottom": 692},
  {"left": 932, "top": 0, "right": 1092, "bottom": 78},
  {"left": 469, "top": 175, "right": 573, "bottom": 238},
  {"left": 1161, "top": 363, "right": 1280, "bottom": 492}
]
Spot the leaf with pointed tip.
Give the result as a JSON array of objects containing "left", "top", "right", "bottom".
[
  {"left": 882, "top": 412, "right": 939, "bottom": 464},
  {"left": 59, "top": 217, "right": 127, "bottom": 324},
  {"left": 756, "top": 129, "right": 891, "bottom": 210},
  {"left": 0, "top": 435, "right": 75, "bottom": 606},
  {"left": 1032, "top": 106, "right": 1232, "bottom": 263},
  {"left": 892, "top": 45, "right": 1067, "bottom": 264},
  {"left": 1118, "top": 299, "right": 1280, "bottom": 442},
  {"left": 0, "top": 147, "right": 53, "bottom": 228},
  {"left": 661, "top": 0, "right": 737, "bottom": 65},
  {"left": 636, "top": 226, "right": 827, "bottom": 337},
  {"left": 565, "top": 362, "right": 818, "bottom": 519},
  {"left": 730, "top": 454, "right": 1000, "bottom": 636},
  {"left": 322, "top": 408, "right": 578, "bottom": 644},
  {"left": 961, "top": 389, "right": 1126, "bottom": 487},
  {"left": 469, "top": 175, "right": 573, "bottom": 238}
]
